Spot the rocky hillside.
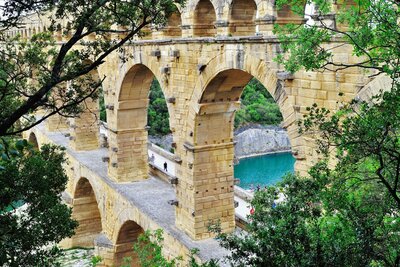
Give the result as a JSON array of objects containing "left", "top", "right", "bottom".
[
  {"left": 234, "top": 126, "right": 291, "bottom": 158},
  {"left": 150, "top": 125, "right": 291, "bottom": 159}
]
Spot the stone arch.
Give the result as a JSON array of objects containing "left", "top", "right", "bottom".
[
  {"left": 193, "top": 0, "right": 217, "bottom": 37},
  {"left": 229, "top": 0, "right": 257, "bottom": 36},
  {"left": 113, "top": 220, "right": 144, "bottom": 266},
  {"left": 188, "top": 51, "right": 301, "bottom": 169},
  {"left": 28, "top": 132, "right": 39, "bottom": 150},
  {"left": 356, "top": 74, "right": 393, "bottom": 103},
  {"left": 71, "top": 177, "right": 103, "bottom": 247},
  {"left": 163, "top": 11, "right": 182, "bottom": 37},
  {"left": 109, "top": 63, "right": 171, "bottom": 182}
]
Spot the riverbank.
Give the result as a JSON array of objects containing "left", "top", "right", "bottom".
[{"left": 150, "top": 124, "right": 291, "bottom": 159}]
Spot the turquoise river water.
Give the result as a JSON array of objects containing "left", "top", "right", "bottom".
[{"left": 234, "top": 152, "right": 296, "bottom": 190}]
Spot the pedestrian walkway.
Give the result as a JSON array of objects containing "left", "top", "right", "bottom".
[{"left": 147, "top": 148, "right": 176, "bottom": 176}]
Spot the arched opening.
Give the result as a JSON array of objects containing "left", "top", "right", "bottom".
[
  {"left": 114, "top": 220, "right": 144, "bottom": 267},
  {"left": 72, "top": 177, "right": 102, "bottom": 247},
  {"left": 193, "top": 0, "right": 217, "bottom": 37},
  {"left": 182, "top": 69, "right": 293, "bottom": 237},
  {"left": 28, "top": 132, "right": 39, "bottom": 150},
  {"left": 111, "top": 64, "right": 172, "bottom": 182},
  {"left": 163, "top": 11, "right": 182, "bottom": 37},
  {"left": 229, "top": 0, "right": 257, "bottom": 36}
]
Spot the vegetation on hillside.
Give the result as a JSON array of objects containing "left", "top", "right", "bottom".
[
  {"left": 147, "top": 80, "right": 171, "bottom": 136},
  {"left": 234, "top": 79, "right": 282, "bottom": 128}
]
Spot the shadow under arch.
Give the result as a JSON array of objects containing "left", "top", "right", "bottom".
[
  {"left": 193, "top": 0, "right": 217, "bottom": 37},
  {"left": 28, "top": 132, "right": 39, "bottom": 150},
  {"left": 229, "top": 0, "right": 257, "bottom": 36},
  {"left": 71, "top": 177, "right": 103, "bottom": 247},
  {"left": 113, "top": 220, "right": 144, "bottom": 267}
]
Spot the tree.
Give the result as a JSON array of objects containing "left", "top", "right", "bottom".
[
  {"left": 0, "top": 0, "right": 184, "bottom": 136},
  {"left": 0, "top": 0, "right": 184, "bottom": 264},
  {"left": 131, "top": 229, "right": 219, "bottom": 267},
  {"left": 0, "top": 141, "right": 78, "bottom": 266},
  {"left": 213, "top": 1, "right": 400, "bottom": 266}
]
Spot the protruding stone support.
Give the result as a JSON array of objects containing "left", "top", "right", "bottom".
[
  {"left": 107, "top": 128, "right": 149, "bottom": 182},
  {"left": 69, "top": 99, "right": 100, "bottom": 151}
]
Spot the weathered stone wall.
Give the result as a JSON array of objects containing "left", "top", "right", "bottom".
[{"left": 15, "top": 0, "right": 386, "bottom": 264}]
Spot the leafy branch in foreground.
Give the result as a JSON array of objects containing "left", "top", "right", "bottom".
[
  {"left": 0, "top": 0, "right": 185, "bottom": 136},
  {"left": 0, "top": 140, "right": 78, "bottom": 266},
  {"left": 275, "top": 0, "right": 400, "bottom": 78}
]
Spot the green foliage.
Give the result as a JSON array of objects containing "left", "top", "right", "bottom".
[
  {"left": 235, "top": 79, "right": 283, "bottom": 128},
  {"left": 0, "top": 139, "right": 78, "bottom": 266},
  {"left": 274, "top": 0, "right": 400, "bottom": 77},
  {"left": 90, "top": 255, "right": 102, "bottom": 267},
  {"left": 0, "top": 0, "right": 185, "bottom": 136},
  {"left": 133, "top": 229, "right": 182, "bottom": 267},
  {"left": 133, "top": 229, "right": 219, "bottom": 267},
  {"left": 147, "top": 79, "right": 170, "bottom": 136},
  {"left": 99, "top": 88, "right": 107, "bottom": 122},
  {"left": 214, "top": 84, "right": 400, "bottom": 266}
]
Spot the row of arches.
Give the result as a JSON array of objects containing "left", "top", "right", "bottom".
[
  {"left": 36, "top": 48, "right": 292, "bottom": 240},
  {"left": 19, "top": 129, "right": 144, "bottom": 266},
  {"left": 8, "top": 0, "right": 304, "bottom": 40},
  {"left": 72, "top": 177, "right": 143, "bottom": 266}
]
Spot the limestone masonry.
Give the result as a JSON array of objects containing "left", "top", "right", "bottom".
[{"left": 11, "top": 0, "right": 391, "bottom": 266}]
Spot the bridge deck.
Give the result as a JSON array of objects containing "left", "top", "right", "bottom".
[{"left": 37, "top": 124, "right": 229, "bottom": 262}]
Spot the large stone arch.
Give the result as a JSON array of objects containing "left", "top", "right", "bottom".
[
  {"left": 112, "top": 220, "right": 144, "bottom": 267},
  {"left": 70, "top": 177, "right": 103, "bottom": 247},
  {"left": 108, "top": 62, "right": 172, "bottom": 182},
  {"left": 229, "top": 0, "right": 257, "bottom": 36},
  {"left": 195, "top": 51, "right": 300, "bottom": 158},
  {"left": 193, "top": 0, "right": 217, "bottom": 37},
  {"left": 174, "top": 50, "right": 302, "bottom": 240},
  {"left": 109, "top": 208, "right": 147, "bottom": 267}
]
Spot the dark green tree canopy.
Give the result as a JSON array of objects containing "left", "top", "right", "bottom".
[{"left": 0, "top": 0, "right": 184, "bottom": 136}]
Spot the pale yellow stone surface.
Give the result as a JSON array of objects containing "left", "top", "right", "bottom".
[{"left": 15, "top": 1, "right": 388, "bottom": 265}]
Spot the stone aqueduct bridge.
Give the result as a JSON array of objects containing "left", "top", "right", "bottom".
[{"left": 10, "top": 0, "right": 391, "bottom": 265}]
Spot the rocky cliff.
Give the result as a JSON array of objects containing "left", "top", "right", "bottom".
[
  {"left": 149, "top": 125, "right": 291, "bottom": 158},
  {"left": 234, "top": 126, "right": 291, "bottom": 158}
]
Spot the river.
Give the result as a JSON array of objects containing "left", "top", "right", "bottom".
[{"left": 234, "top": 152, "right": 295, "bottom": 190}]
